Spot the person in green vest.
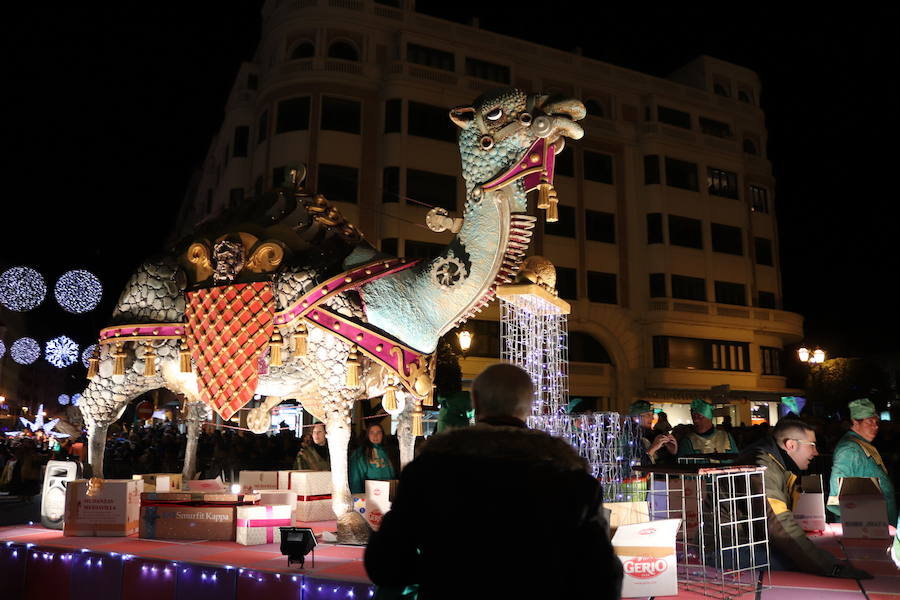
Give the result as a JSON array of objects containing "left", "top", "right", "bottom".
[
  {"left": 827, "top": 398, "right": 897, "bottom": 524},
  {"left": 677, "top": 397, "right": 739, "bottom": 456},
  {"left": 349, "top": 422, "right": 396, "bottom": 494}
]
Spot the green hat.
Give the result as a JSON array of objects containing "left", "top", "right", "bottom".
[
  {"left": 629, "top": 400, "right": 652, "bottom": 416},
  {"left": 849, "top": 398, "right": 877, "bottom": 420},
  {"left": 691, "top": 398, "right": 714, "bottom": 419}
]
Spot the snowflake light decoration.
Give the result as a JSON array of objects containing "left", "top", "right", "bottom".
[
  {"left": 54, "top": 270, "right": 102, "bottom": 313},
  {"left": 0, "top": 339, "right": 5, "bottom": 360},
  {"left": 58, "top": 394, "right": 70, "bottom": 406},
  {"left": 81, "top": 344, "right": 98, "bottom": 368},
  {"left": 71, "top": 394, "right": 81, "bottom": 407},
  {"left": 11, "top": 337, "right": 40, "bottom": 364},
  {"left": 45, "top": 336, "right": 79, "bottom": 368},
  {"left": 0, "top": 266, "right": 47, "bottom": 312}
]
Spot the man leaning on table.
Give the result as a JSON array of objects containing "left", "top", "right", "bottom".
[{"left": 745, "top": 418, "right": 871, "bottom": 579}]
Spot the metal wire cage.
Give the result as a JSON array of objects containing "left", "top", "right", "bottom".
[{"left": 638, "top": 465, "right": 771, "bottom": 599}]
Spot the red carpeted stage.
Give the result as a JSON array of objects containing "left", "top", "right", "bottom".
[{"left": 1, "top": 523, "right": 897, "bottom": 599}]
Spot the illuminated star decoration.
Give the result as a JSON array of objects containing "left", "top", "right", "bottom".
[
  {"left": 45, "top": 336, "right": 79, "bottom": 368},
  {"left": 9, "top": 404, "right": 70, "bottom": 439},
  {"left": 11, "top": 337, "right": 41, "bottom": 364},
  {"left": 58, "top": 394, "right": 70, "bottom": 406},
  {"left": 54, "top": 270, "right": 102, "bottom": 314},
  {"left": 81, "top": 344, "right": 98, "bottom": 368},
  {"left": 0, "top": 266, "right": 47, "bottom": 312}
]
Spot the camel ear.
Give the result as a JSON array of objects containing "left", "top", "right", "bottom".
[{"left": 449, "top": 106, "right": 475, "bottom": 129}]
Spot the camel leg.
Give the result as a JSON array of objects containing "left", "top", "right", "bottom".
[
  {"left": 396, "top": 397, "right": 415, "bottom": 469},
  {"left": 181, "top": 400, "right": 209, "bottom": 481},
  {"left": 326, "top": 410, "right": 352, "bottom": 517},
  {"left": 86, "top": 422, "right": 109, "bottom": 478}
]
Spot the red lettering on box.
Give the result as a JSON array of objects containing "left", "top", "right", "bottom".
[{"left": 623, "top": 557, "right": 668, "bottom": 579}]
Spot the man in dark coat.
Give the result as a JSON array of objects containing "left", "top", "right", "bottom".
[{"left": 365, "top": 363, "right": 622, "bottom": 600}]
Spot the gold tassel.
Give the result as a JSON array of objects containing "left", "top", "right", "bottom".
[
  {"left": 537, "top": 171, "right": 552, "bottom": 209},
  {"left": 179, "top": 338, "right": 192, "bottom": 373},
  {"left": 86, "top": 477, "right": 104, "bottom": 497},
  {"left": 346, "top": 345, "right": 360, "bottom": 387},
  {"left": 423, "top": 383, "right": 435, "bottom": 407},
  {"left": 382, "top": 378, "right": 398, "bottom": 411},
  {"left": 86, "top": 343, "right": 100, "bottom": 379},
  {"left": 294, "top": 323, "right": 308, "bottom": 356},
  {"left": 143, "top": 342, "right": 156, "bottom": 377},
  {"left": 412, "top": 402, "right": 424, "bottom": 437},
  {"left": 113, "top": 343, "right": 126, "bottom": 376},
  {"left": 269, "top": 330, "right": 284, "bottom": 366},
  {"left": 545, "top": 188, "right": 559, "bottom": 223}
]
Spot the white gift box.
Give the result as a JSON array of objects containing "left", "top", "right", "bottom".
[
  {"left": 613, "top": 518, "right": 681, "bottom": 598},
  {"left": 238, "top": 470, "right": 279, "bottom": 493},
  {"left": 235, "top": 504, "right": 293, "bottom": 546},
  {"left": 278, "top": 470, "right": 331, "bottom": 494},
  {"left": 257, "top": 489, "right": 297, "bottom": 511}
]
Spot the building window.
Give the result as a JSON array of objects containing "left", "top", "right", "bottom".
[
  {"left": 583, "top": 151, "right": 614, "bottom": 184},
  {"left": 328, "top": 40, "right": 358, "bottom": 61},
  {"left": 714, "top": 280, "right": 747, "bottom": 306},
  {"left": 404, "top": 240, "right": 444, "bottom": 260},
  {"left": 385, "top": 99, "right": 402, "bottom": 133},
  {"left": 321, "top": 96, "right": 361, "bottom": 133},
  {"left": 644, "top": 155, "right": 660, "bottom": 184},
  {"left": 569, "top": 331, "right": 612, "bottom": 363},
  {"left": 646, "top": 213, "right": 663, "bottom": 244},
  {"left": 671, "top": 275, "right": 706, "bottom": 301},
  {"left": 668, "top": 215, "right": 703, "bottom": 249},
  {"left": 758, "top": 291, "right": 777, "bottom": 309},
  {"left": 711, "top": 223, "right": 743, "bottom": 255},
  {"left": 555, "top": 267, "right": 577, "bottom": 300},
  {"left": 699, "top": 117, "right": 732, "bottom": 138},
  {"left": 408, "top": 101, "right": 457, "bottom": 143},
  {"left": 585, "top": 210, "right": 615, "bottom": 243},
  {"left": 584, "top": 99, "right": 605, "bottom": 118},
  {"left": 707, "top": 167, "right": 738, "bottom": 199},
  {"left": 713, "top": 81, "right": 730, "bottom": 97},
  {"left": 653, "top": 336, "right": 750, "bottom": 372},
  {"left": 761, "top": 346, "right": 783, "bottom": 376},
  {"left": 665, "top": 157, "right": 699, "bottom": 191},
  {"left": 465, "top": 57, "right": 510, "bottom": 83},
  {"left": 754, "top": 237, "right": 774, "bottom": 266},
  {"left": 275, "top": 97, "right": 310, "bottom": 133},
  {"left": 658, "top": 105, "right": 691, "bottom": 129},
  {"left": 382, "top": 167, "right": 399, "bottom": 203},
  {"left": 464, "top": 319, "right": 501, "bottom": 359},
  {"left": 554, "top": 146, "right": 574, "bottom": 177},
  {"left": 738, "top": 89, "right": 753, "bottom": 104},
  {"left": 290, "top": 41, "right": 315, "bottom": 60},
  {"left": 257, "top": 110, "right": 269, "bottom": 144},
  {"left": 318, "top": 164, "right": 358, "bottom": 203},
  {"left": 406, "top": 169, "right": 456, "bottom": 211},
  {"left": 750, "top": 185, "right": 769, "bottom": 213},
  {"left": 381, "top": 238, "right": 398, "bottom": 256},
  {"left": 743, "top": 139, "right": 758, "bottom": 155},
  {"left": 228, "top": 188, "right": 244, "bottom": 208},
  {"left": 587, "top": 271, "right": 617, "bottom": 304},
  {"left": 544, "top": 205, "right": 576, "bottom": 238},
  {"left": 649, "top": 273, "right": 666, "bottom": 298},
  {"left": 408, "top": 43, "right": 454, "bottom": 72},
  {"left": 233, "top": 126, "right": 249, "bottom": 158}
]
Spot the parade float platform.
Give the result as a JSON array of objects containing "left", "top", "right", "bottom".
[{"left": 1, "top": 523, "right": 897, "bottom": 599}]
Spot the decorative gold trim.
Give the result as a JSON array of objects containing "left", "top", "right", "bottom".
[
  {"left": 245, "top": 241, "right": 284, "bottom": 274},
  {"left": 186, "top": 242, "right": 213, "bottom": 282}
]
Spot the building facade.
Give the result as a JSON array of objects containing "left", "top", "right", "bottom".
[{"left": 178, "top": 0, "right": 803, "bottom": 426}]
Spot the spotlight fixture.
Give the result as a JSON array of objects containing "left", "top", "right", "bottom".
[{"left": 279, "top": 527, "right": 317, "bottom": 568}]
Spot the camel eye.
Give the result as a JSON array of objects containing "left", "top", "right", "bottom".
[{"left": 485, "top": 107, "right": 503, "bottom": 121}]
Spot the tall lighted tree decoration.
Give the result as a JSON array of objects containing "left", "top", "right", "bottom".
[{"left": 497, "top": 257, "right": 641, "bottom": 502}]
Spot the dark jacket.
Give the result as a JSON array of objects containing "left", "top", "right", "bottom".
[{"left": 364, "top": 422, "right": 622, "bottom": 600}]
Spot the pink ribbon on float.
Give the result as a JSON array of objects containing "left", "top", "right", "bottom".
[{"left": 236, "top": 506, "right": 290, "bottom": 543}]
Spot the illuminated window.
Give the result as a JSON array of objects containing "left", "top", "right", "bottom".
[{"left": 707, "top": 167, "right": 738, "bottom": 199}]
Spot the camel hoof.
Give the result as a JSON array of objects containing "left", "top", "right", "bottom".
[{"left": 335, "top": 511, "right": 371, "bottom": 545}]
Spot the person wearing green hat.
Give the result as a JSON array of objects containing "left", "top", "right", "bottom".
[
  {"left": 629, "top": 400, "right": 676, "bottom": 464},
  {"left": 677, "top": 397, "right": 739, "bottom": 456},
  {"left": 827, "top": 398, "right": 897, "bottom": 524}
]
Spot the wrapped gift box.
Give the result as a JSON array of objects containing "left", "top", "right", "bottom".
[
  {"left": 280, "top": 471, "right": 334, "bottom": 522},
  {"left": 238, "top": 470, "right": 280, "bottom": 493},
  {"left": 257, "top": 489, "right": 297, "bottom": 510},
  {"left": 132, "top": 473, "right": 182, "bottom": 492},
  {"left": 236, "top": 504, "right": 293, "bottom": 545},
  {"left": 184, "top": 478, "right": 226, "bottom": 492},
  {"left": 64, "top": 479, "right": 141, "bottom": 537},
  {"left": 140, "top": 504, "right": 236, "bottom": 540},
  {"left": 141, "top": 491, "right": 259, "bottom": 505}
]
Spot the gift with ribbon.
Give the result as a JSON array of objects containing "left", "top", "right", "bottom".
[{"left": 236, "top": 504, "right": 293, "bottom": 545}]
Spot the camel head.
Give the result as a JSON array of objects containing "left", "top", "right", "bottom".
[{"left": 450, "top": 88, "right": 585, "bottom": 213}]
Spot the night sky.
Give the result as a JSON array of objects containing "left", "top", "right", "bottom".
[{"left": 2, "top": 3, "right": 899, "bottom": 371}]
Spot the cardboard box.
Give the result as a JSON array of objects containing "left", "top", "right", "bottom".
[
  {"left": 363, "top": 480, "right": 397, "bottom": 531},
  {"left": 836, "top": 477, "right": 889, "bottom": 539},
  {"left": 184, "top": 478, "right": 226, "bottom": 492},
  {"left": 606, "top": 501, "right": 650, "bottom": 535},
  {"left": 139, "top": 504, "right": 236, "bottom": 540},
  {"left": 794, "top": 475, "right": 827, "bottom": 532},
  {"left": 613, "top": 518, "right": 682, "bottom": 598},
  {"left": 236, "top": 504, "right": 293, "bottom": 545},
  {"left": 64, "top": 479, "right": 141, "bottom": 537},
  {"left": 132, "top": 473, "right": 182, "bottom": 492},
  {"left": 238, "top": 471, "right": 279, "bottom": 493},
  {"left": 279, "top": 470, "right": 331, "bottom": 495},
  {"left": 257, "top": 489, "right": 297, "bottom": 510}
]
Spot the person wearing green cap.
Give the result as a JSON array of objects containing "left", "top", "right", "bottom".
[
  {"left": 827, "top": 398, "right": 897, "bottom": 523},
  {"left": 629, "top": 400, "right": 676, "bottom": 464},
  {"left": 677, "top": 398, "right": 739, "bottom": 456}
]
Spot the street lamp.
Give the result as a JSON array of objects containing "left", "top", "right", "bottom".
[
  {"left": 457, "top": 329, "right": 473, "bottom": 357},
  {"left": 797, "top": 346, "right": 826, "bottom": 364}
]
